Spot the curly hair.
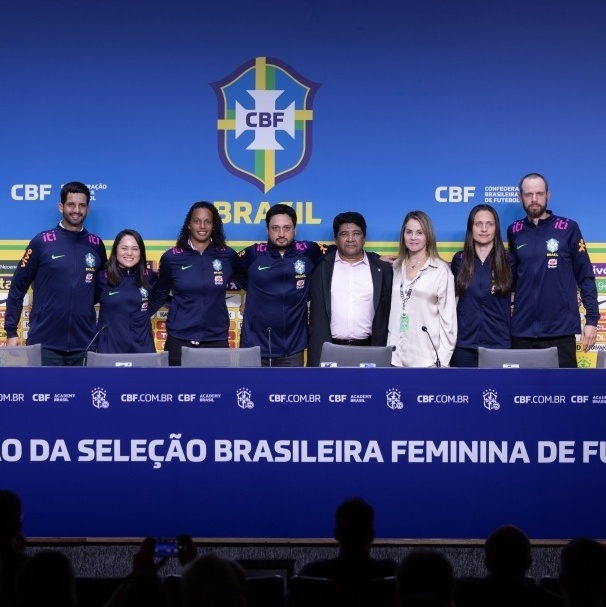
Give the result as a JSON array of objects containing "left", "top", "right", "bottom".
[{"left": 176, "top": 202, "right": 226, "bottom": 249}]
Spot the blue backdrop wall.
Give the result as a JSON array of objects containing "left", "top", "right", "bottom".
[{"left": 2, "top": 0, "right": 606, "bottom": 245}]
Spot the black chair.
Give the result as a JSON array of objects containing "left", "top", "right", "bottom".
[
  {"left": 539, "top": 576, "right": 562, "bottom": 596},
  {"left": 75, "top": 577, "right": 124, "bottom": 607},
  {"left": 164, "top": 574, "right": 183, "bottom": 607},
  {"left": 166, "top": 572, "right": 284, "bottom": 607},
  {"left": 247, "top": 575, "right": 284, "bottom": 607},
  {"left": 288, "top": 575, "right": 397, "bottom": 607}
]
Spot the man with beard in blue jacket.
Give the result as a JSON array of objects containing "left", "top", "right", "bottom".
[{"left": 507, "top": 173, "right": 598, "bottom": 367}]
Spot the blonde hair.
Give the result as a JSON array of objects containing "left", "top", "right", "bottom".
[{"left": 395, "top": 210, "right": 442, "bottom": 269}]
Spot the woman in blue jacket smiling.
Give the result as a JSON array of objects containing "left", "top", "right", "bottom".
[
  {"left": 96, "top": 229, "right": 157, "bottom": 353},
  {"left": 149, "top": 202, "right": 244, "bottom": 365}
]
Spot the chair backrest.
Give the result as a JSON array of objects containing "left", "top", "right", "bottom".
[
  {"left": 288, "top": 575, "right": 396, "bottom": 607},
  {"left": 180, "top": 346, "right": 261, "bottom": 367},
  {"left": 0, "top": 344, "right": 42, "bottom": 367},
  {"left": 596, "top": 350, "right": 606, "bottom": 368},
  {"left": 478, "top": 347, "right": 559, "bottom": 369},
  {"left": 75, "top": 578, "right": 125, "bottom": 607},
  {"left": 319, "top": 342, "right": 394, "bottom": 368},
  {"left": 86, "top": 351, "right": 169, "bottom": 367},
  {"left": 164, "top": 573, "right": 284, "bottom": 607},
  {"left": 247, "top": 575, "right": 285, "bottom": 607}
]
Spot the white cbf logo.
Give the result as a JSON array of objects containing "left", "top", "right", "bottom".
[
  {"left": 236, "top": 91, "right": 294, "bottom": 150},
  {"left": 435, "top": 186, "right": 475, "bottom": 203},
  {"left": 11, "top": 184, "right": 52, "bottom": 200}
]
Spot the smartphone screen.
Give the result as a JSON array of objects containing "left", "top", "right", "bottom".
[{"left": 154, "top": 538, "right": 179, "bottom": 558}]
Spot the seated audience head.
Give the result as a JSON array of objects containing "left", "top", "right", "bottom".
[
  {"left": 181, "top": 554, "right": 248, "bottom": 607},
  {"left": 397, "top": 549, "right": 455, "bottom": 606},
  {"left": 333, "top": 497, "right": 375, "bottom": 552},
  {"left": 0, "top": 490, "right": 23, "bottom": 547},
  {"left": 559, "top": 538, "right": 606, "bottom": 607},
  {"left": 484, "top": 524, "right": 531, "bottom": 578},
  {"left": 16, "top": 551, "right": 76, "bottom": 607}
]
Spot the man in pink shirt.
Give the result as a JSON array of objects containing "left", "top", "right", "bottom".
[{"left": 307, "top": 211, "right": 393, "bottom": 366}]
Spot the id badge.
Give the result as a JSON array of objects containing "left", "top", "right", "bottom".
[{"left": 399, "top": 313, "right": 409, "bottom": 332}]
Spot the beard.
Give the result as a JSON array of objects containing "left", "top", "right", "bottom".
[{"left": 523, "top": 202, "right": 546, "bottom": 219}]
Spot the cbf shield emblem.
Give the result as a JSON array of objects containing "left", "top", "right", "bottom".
[{"left": 211, "top": 57, "right": 320, "bottom": 193}]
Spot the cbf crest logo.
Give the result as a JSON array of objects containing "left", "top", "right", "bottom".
[
  {"left": 294, "top": 259, "right": 306, "bottom": 275},
  {"left": 212, "top": 259, "right": 222, "bottom": 272},
  {"left": 546, "top": 238, "right": 559, "bottom": 253},
  {"left": 236, "top": 387, "right": 254, "bottom": 410},
  {"left": 483, "top": 389, "right": 500, "bottom": 411},
  {"left": 85, "top": 253, "right": 95, "bottom": 268},
  {"left": 92, "top": 387, "right": 109, "bottom": 409},
  {"left": 386, "top": 388, "right": 404, "bottom": 410},
  {"left": 211, "top": 57, "right": 320, "bottom": 193}
]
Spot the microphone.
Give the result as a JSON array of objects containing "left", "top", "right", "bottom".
[
  {"left": 267, "top": 327, "right": 272, "bottom": 368},
  {"left": 421, "top": 325, "right": 441, "bottom": 368},
  {"left": 82, "top": 325, "right": 108, "bottom": 366}
]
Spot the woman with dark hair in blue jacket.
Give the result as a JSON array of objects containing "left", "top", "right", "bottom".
[
  {"left": 149, "top": 202, "right": 244, "bottom": 366},
  {"left": 96, "top": 229, "right": 157, "bottom": 353},
  {"left": 450, "top": 205, "right": 516, "bottom": 367}
]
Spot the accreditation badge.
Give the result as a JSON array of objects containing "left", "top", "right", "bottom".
[{"left": 399, "top": 313, "right": 409, "bottom": 332}]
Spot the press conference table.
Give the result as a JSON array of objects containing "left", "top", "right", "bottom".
[{"left": 1, "top": 367, "right": 604, "bottom": 540}]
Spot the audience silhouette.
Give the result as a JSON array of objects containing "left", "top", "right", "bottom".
[
  {"left": 299, "top": 497, "right": 396, "bottom": 580},
  {"left": 559, "top": 538, "right": 606, "bottom": 607},
  {"left": 0, "top": 490, "right": 28, "bottom": 607},
  {"left": 455, "top": 525, "right": 564, "bottom": 607},
  {"left": 181, "top": 554, "right": 249, "bottom": 607},
  {"left": 16, "top": 551, "right": 76, "bottom": 607},
  {"left": 4, "top": 489, "right": 606, "bottom": 607},
  {"left": 397, "top": 548, "right": 455, "bottom": 607}
]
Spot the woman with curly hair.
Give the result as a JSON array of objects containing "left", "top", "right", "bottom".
[{"left": 149, "top": 202, "right": 244, "bottom": 365}]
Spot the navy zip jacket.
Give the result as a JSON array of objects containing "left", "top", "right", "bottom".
[
  {"left": 149, "top": 243, "right": 244, "bottom": 342},
  {"left": 5, "top": 224, "right": 107, "bottom": 351},
  {"left": 96, "top": 267, "right": 157, "bottom": 353},
  {"left": 238, "top": 240, "right": 328, "bottom": 357},
  {"left": 507, "top": 211, "right": 598, "bottom": 338},
  {"left": 451, "top": 251, "right": 515, "bottom": 349}
]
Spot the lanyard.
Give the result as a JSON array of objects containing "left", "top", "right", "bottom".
[{"left": 399, "top": 270, "right": 423, "bottom": 317}]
